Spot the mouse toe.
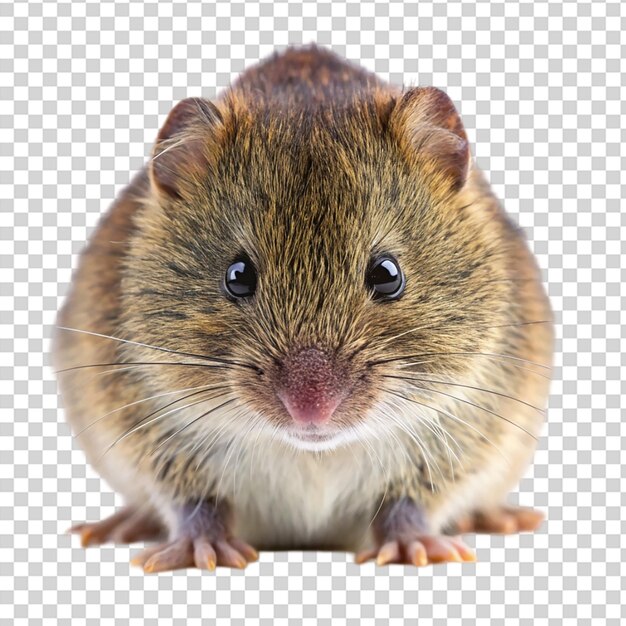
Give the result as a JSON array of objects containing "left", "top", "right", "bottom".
[
  {"left": 356, "top": 534, "right": 476, "bottom": 567},
  {"left": 131, "top": 534, "right": 258, "bottom": 573},
  {"left": 453, "top": 505, "right": 544, "bottom": 534},
  {"left": 68, "top": 506, "right": 164, "bottom": 547}
]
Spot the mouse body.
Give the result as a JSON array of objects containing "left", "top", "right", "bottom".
[{"left": 54, "top": 45, "right": 553, "bottom": 570}]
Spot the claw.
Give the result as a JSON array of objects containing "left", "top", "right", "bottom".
[
  {"left": 448, "top": 536, "right": 477, "bottom": 561},
  {"left": 376, "top": 540, "right": 401, "bottom": 566},
  {"left": 230, "top": 538, "right": 259, "bottom": 563},
  {"left": 407, "top": 541, "right": 428, "bottom": 567},
  {"left": 193, "top": 538, "right": 217, "bottom": 571},
  {"left": 80, "top": 528, "right": 96, "bottom": 548},
  {"left": 354, "top": 547, "right": 378, "bottom": 565},
  {"left": 215, "top": 540, "right": 247, "bottom": 569}
]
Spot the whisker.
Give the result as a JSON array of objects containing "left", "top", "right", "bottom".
[
  {"left": 350, "top": 418, "right": 397, "bottom": 514},
  {"left": 248, "top": 411, "right": 268, "bottom": 485},
  {"left": 385, "top": 396, "right": 461, "bottom": 472},
  {"left": 358, "top": 421, "right": 389, "bottom": 470},
  {"left": 148, "top": 397, "right": 238, "bottom": 458},
  {"left": 385, "top": 400, "right": 453, "bottom": 480},
  {"left": 215, "top": 415, "right": 253, "bottom": 504},
  {"left": 432, "top": 418, "right": 464, "bottom": 479},
  {"left": 191, "top": 422, "right": 236, "bottom": 522},
  {"left": 354, "top": 422, "right": 393, "bottom": 529},
  {"left": 57, "top": 361, "right": 232, "bottom": 374},
  {"left": 397, "top": 358, "right": 552, "bottom": 380},
  {"left": 198, "top": 403, "right": 251, "bottom": 496},
  {"left": 55, "top": 326, "right": 259, "bottom": 371},
  {"left": 366, "top": 416, "right": 408, "bottom": 472},
  {"left": 372, "top": 401, "right": 436, "bottom": 491},
  {"left": 481, "top": 278, "right": 535, "bottom": 284},
  {"left": 74, "top": 383, "right": 222, "bottom": 437},
  {"left": 366, "top": 469, "right": 389, "bottom": 530},
  {"left": 436, "top": 278, "right": 536, "bottom": 286},
  {"left": 102, "top": 386, "right": 229, "bottom": 444},
  {"left": 390, "top": 383, "right": 535, "bottom": 442},
  {"left": 99, "top": 390, "right": 230, "bottom": 460},
  {"left": 382, "top": 386, "right": 510, "bottom": 465},
  {"left": 339, "top": 421, "right": 363, "bottom": 457},
  {"left": 375, "top": 319, "right": 552, "bottom": 349},
  {"left": 377, "top": 407, "right": 439, "bottom": 489},
  {"left": 233, "top": 415, "right": 264, "bottom": 500},
  {"left": 392, "top": 377, "right": 539, "bottom": 440},
  {"left": 383, "top": 374, "right": 545, "bottom": 416},
  {"left": 414, "top": 406, "right": 460, "bottom": 480},
  {"left": 371, "top": 350, "right": 551, "bottom": 371},
  {"left": 193, "top": 410, "right": 241, "bottom": 472}
]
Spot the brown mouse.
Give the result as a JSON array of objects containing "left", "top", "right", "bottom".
[{"left": 53, "top": 45, "right": 553, "bottom": 572}]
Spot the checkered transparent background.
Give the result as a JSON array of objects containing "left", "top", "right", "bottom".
[{"left": 2, "top": 0, "right": 625, "bottom": 624}]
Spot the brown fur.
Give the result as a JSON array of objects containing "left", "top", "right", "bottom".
[{"left": 53, "top": 45, "right": 553, "bottom": 555}]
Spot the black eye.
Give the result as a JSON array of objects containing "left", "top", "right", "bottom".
[
  {"left": 224, "top": 257, "right": 257, "bottom": 298},
  {"left": 367, "top": 255, "right": 405, "bottom": 300}
]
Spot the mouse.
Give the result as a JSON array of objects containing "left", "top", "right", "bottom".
[{"left": 53, "top": 45, "right": 553, "bottom": 572}]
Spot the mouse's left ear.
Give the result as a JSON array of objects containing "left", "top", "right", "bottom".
[
  {"left": 150, "top": 97, "right": 224, "bottom": 201},
  {"left": 390, "top": 87, "right": 470, "bottom": 192}
]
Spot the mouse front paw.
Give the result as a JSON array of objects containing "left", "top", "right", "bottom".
[
  {"left": 355, "top": 496, "right": 476, "bottom": 567},
  {"left": 355, "top": 534, "right": 476, "bottom": 566},
  {"left": 131, "top": 534, "right": 258, "bottom": 573},
  {"left": 130, "top": 500, "right": 258, "bottom": 573}
]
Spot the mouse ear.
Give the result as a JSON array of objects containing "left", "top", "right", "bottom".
[
  {"left": 390, "top": 87, "right": 470, "bottom": 192},
  {"left": 150, "top": 97, "right": 223, "bottom": 201}
]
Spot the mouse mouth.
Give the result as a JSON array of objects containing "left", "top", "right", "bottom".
[
  {"left": 292, "top": 427, "right": 334, "bottom": 442},
  {"left": 280, "top": 424, "right": 358, "bottom": 452}
]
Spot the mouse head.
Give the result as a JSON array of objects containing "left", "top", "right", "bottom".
[{"left": 121, "top": 87, "right": 514, "bottom": 452}]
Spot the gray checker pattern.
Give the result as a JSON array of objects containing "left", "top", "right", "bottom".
[{"left": 1, "top": 0, "right": 625, "bottom": 624}]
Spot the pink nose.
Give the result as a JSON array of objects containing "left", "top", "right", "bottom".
[
  {"left": 279, "top": 392, "right": 343, "bottom": 425},
  {"left": 277, "top": 347, "right": 347, "bottom": 425}
]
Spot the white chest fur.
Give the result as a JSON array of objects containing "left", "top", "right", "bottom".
[{"left": 217, "top": 439, "right": 388, "bottom": 550}]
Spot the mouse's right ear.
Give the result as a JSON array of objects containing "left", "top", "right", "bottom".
[{"left": 149, "top": 97, "right": 224, "bottom": 201}]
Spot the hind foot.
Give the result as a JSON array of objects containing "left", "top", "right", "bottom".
[
  {"left": 69, "top": 507, "right": 165, "bottom": 547},
  {"left": 454, "top": 505, "right": 544, "bottom": 534},
  {"left": 131, "top": 500, "right": 258, "bottom": 573},
  {"left": 355, "top": 497, "right": 476, "bottom": 567}
]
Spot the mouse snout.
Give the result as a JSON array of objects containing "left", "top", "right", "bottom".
[{"left": 276, "top": 347, "right": 349, "bottom": 426}]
